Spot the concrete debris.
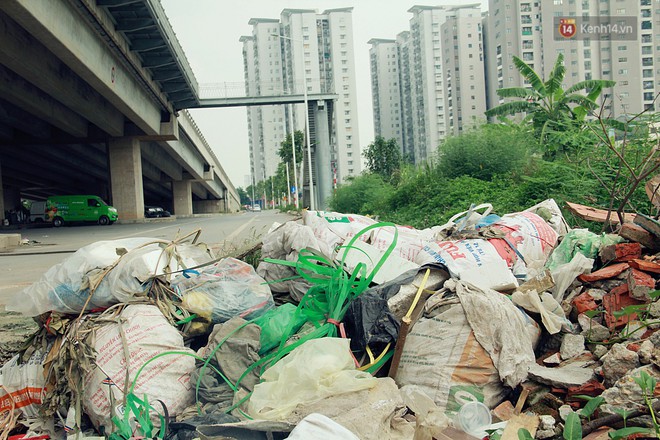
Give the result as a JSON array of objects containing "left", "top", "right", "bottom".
[
  {"left": 601, "top": 343, "right": 641, "bottom": 387},
  {"left": 560, "top": 334, "right": 585, "bottom": 360},
  {"left": 527, "top": 363, "right": 595, "bottom": 388}
]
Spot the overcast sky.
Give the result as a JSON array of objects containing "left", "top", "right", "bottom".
[{"left": 160, "top": 0, "right": 488, "bottom": 188}]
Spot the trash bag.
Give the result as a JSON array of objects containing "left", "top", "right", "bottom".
[
  {"left": 344, "top": 288, "right": 400, "bottom": 355},
  {"left": 8, "top": 238, "right": 212, "bottom": 316},
  {"left": 0, "top": 344, "right": 52, "bottom": 418},
  {"left": 285, "top": 413, "right": 359, "bottom": 440},
  {"left": 82, "top": 305, "right": 197, "bottom": 432},
  {"left": 545, "top": 229, "right": 623, "bottom": 271},
  {"left": 395, "top": 280, "right": 538, "bottom": 414},
  {"left": 173, "top": 258, "right": 274, "bottom": 323},
  {"left": 248, "top": 338, "right": 378, "bottom": 421},
  {"left": 257, "top": 222, "right": 332, "bottom": 302},
  {"left": 252, "top": 304, "right": 307, "bottom": 355}
]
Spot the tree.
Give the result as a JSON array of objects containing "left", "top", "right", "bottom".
[
  {"left": 363, "top": 136, "right": 402, "bottom": 179},
  {"left": 236, "top": 187, "right": 250, "bottom": 205},
  {"left": 278, "top": 130, "right": 304, "bottom": 167},
  {"left": 484, "top": 54, "right": 615, "bottom": 146}
]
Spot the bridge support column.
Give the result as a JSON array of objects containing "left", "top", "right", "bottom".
[
  {"left": 109, "top": 137, "right": 144, "bottom": 221},
  {"left": 173, "top": 180, "right": 193, "bottom": 216},
  {"left": 314, "top": 100, "right": 333, "bottom": 210},
  {"left": 0, "top": 160, "right": 5, "bottom": 224}
]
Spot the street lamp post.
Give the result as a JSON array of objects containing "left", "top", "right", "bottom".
[
  {"left": 273, "top": 33, "right": 315, "bottom": 210},
  {"left": 288, "top": 103, "right": 299, "bottom": 209}
]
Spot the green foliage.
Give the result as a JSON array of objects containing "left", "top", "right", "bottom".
[
  {"left": 329, "top": 173, "right": 394, "bottom": 215},
  {"left": 278, "top": 130, "right": 304, "bottom": 166},
  {"left": 564, "top": 412, "right": 582, "bottom": 440},
  {"left": 577, "top": 396, "right": 605, "bottom": 421},
  {"left": 517, "top": 428, "right": 534, "bottom": 440},
  {"left": 437, "top": 124, "right": 535, "bottom": 180},
  {"left": 363, "top": 136, "right": 402, "bottom": 181},
  {"left": 236, "top": 187, "right": 250, "bottom": 205},
  {"left": 485, "top": 53, "right": 615, "bottom": 157}
]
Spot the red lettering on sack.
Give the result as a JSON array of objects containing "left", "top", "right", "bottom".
[{"left": 437, "top": 242, "right": 466, "bottom": 260}]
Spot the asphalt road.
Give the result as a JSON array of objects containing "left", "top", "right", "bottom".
[{"left": 0, "top": 209, "right": 294, "bottom": 306}]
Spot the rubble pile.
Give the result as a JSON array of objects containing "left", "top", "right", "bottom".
[{"left": 1, "top": 201, "right": 659, "bottom": 440}]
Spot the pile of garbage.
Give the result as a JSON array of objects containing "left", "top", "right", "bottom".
[{"left": 1, "top": 200, "right": 659, "bottom": 440}]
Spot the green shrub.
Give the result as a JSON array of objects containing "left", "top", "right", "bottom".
[
  {"left": 329, "top": 173, "right": 394, "bottom": 215},
  {"left": 437, "top": 124, "right": 536, "bottom": 180}
]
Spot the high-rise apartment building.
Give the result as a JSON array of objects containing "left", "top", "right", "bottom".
[
  {"left": 241, "top": 8, "right": 360, "bottom": 197},
  {"left": 369, "top": 4, "right": 486, "bottom": 164},
  {"left": 368, "top": 38, "right": 404, "bottom": 150},
  {"left": 486, "top": 0, "right": 660, "bottom": 117}
]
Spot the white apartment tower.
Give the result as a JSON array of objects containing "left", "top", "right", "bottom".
[
  {"left": 242, "top": 8, "right": 360, "bottom": 196},
  {"left": 240, "top": 19, "right": 286, "bottom": 185},
  {"left": 369, "top": 4, "right": 486, "bottom": 163},
  {"left": 486, "top": 0, "right": 660, "bottom": 117},
  {"left": 368, "top": 39, "right": 405, "bottom": 150},
  {"left": 441, "top": 5, "right": 487, "bottom": 135}
]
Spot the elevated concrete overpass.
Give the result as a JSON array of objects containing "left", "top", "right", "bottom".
[{"left": 0, "top": 0, "right": 241, "bottom": 223}]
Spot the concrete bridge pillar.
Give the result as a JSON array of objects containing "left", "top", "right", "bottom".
[
  {"left": 173, "top": 180, "right": 193, "bottom": 216},
  {"left": 0, "top": 160, "right": 5, "bottom": 223},
  {"left": 314, "top": 100, "right": 333, "bottom": 210},
  {"left": 109, "top": 137, "right": 144, "bottom": 221}
]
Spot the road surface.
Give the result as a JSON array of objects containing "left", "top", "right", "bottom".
[{"left": 0, "top": 210, "right": 293, "bottom": 306}]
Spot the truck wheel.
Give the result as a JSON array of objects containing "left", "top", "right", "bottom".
[
  {"left": 99, "top": 215, "right": 110, "bottom": 226},
  {"left": 53, "top": 217, "right": 64, "bottom": 227}
]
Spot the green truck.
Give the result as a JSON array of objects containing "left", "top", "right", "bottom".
[{"left": 45, "top": 195, "right": 118, "bottom": 227}]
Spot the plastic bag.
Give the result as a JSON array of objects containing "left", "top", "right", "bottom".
[
  {"left": 546, "top": 229, "right": 623, "bottom": 271},
  {"left": 83, "top": 305, "right": 196, "bottom": 432},
  {"left": 0, "top": 345, "right": 51, "bottom": 418},
  {"left": 8, "top": 238, "right": 212, "bottom": 316},
  {"left": 285, "top": 413, "right": 359, "bottom": 440},
  {"left": 252, "top": 304, "right": 307, "bottom": 355},
  {"left": 173, "top": 258, "right": 274, "bottom": 323},
  {"left": 248, "top": 338, "right": 378, "bottom": 420}
]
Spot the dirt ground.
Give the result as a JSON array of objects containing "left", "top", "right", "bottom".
[{"left": 0, "top": 309, "right": 38, "bottom": 364}]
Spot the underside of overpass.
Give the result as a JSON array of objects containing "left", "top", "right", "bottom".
[{"left": 0, "top": 0, "right": 239, "bottom": 222}]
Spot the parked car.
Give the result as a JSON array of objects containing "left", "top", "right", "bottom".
[
  {"left": 252, "top": 204, "right": 262, "bottom": 212},
  {"left": 145, "top": 205, "right": 171, "bottom": 218}
]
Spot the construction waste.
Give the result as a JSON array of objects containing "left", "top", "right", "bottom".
[{"left": 1, "top": 200, "right": 660, "bottom": 440}]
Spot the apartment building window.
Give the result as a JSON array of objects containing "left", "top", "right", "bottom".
[
  {"left": 642, "top": 21, "right": 652, "bottom": 30},
  {"left": 618, "top": 69, "right": 628, "bottom": 74},
  {"left": 522, "top": 26, "right": 532, "bottom": 35},
  {"left": 642, "top": 35, "right": 652, "bottom": 43},
  {"left": 643, "top": 46, "right": 653, "bottom": 54},
  {"left": 643, "top": 80, "right": 654, "bottom": 89},
  {"left": 644, "top": 92, "right": 654, "bottom": 100},
  {"left": 618, "top": 57, "right": 627, "bottom": 62},
  {"left": 522, "top": 40, "right": 533, "bottom": 49},
  {"left": 585, "top": 61, "right": 592, "bottom": 69},
  {"left": 521, "top": 3, "right": 531, "bottom": 12},
  {"left": 584, "top": 49, "right": 591, "bottom": 58},
  {"left": 644, "top": 69, "right": 653, "bottom": 77},
  {"left": 523, "top": 52, "right": 534, "bottom": 61},
  {"left": 620, "top": 80, "right": 628, "bottom": 85},
  {"left": 641, "top": 9, "right": 651, "bottom": 17},
  {"left": 616, "top": 8, "right": 625, "bottom": 13},
  {"left": 554, "top": 0, "right": 562, "bottom": 4},
  {"left": 643, "top": 57, "right": 654, "bottom": 66},
  {"left": 617, "top": 45, "right": 627, "bottom": 50}
]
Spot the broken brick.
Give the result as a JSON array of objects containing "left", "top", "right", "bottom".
[
  {"left": 600, "top": 242, "right": 642, "bottom": 263},
  {"left": 629, "top": 258, "right": 660, "bottom": 275},
  {"left": 566, "top": 379, "right": 606, "bottom": 402},
  {"left": 634, "top": 213, "right": 660, "bottom": 240},
  {"left": 628, "top": 268, "right": 657, "bottom": 301},
  {"left": 573, "top": 291, "right": 598, "bottom": 314},
  {"left": 620, "top": 223, "right": 658, "bottom": 250},
  {"left": 602, "top": 285, "right": 645, "bottom": 329},
  {"left": 579, "top": 262, "right": 630, "bottom": 283}
]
